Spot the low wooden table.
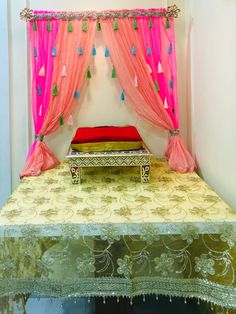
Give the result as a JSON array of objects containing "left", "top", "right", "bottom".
[{"left": 66, "top": 148, "right": 152, "bottom": 184}]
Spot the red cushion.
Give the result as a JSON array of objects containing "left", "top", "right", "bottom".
[{"left": 71, "top": 126, "right": 142, "bottom": 144}]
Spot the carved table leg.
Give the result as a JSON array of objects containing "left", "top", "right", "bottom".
[
  {"left": 140, "top": 165, "right": 150, "bottom": 183},
  {"left": 70, "top": 164, "right": 81, "bottom": 184}
]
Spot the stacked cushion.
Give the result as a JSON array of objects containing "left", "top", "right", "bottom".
[{"left": 71, "top": 126, "right": 143, "bottom": 152}]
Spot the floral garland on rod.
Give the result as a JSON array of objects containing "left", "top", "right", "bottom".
[{"left": 20, "top": 5, "right": 180, "bottom": 21}]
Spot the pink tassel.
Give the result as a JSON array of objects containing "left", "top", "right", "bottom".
[
  {"left": 39, "top": 104, "right": 43, "bottom": 116},
  {"left": 164, "top": 98, "right": 169, "bottom": 109},
  {"left": 147, "top": 63, "right": 152, "bottom": 74},
  {"left": 38, "top": 65, "right": 45, "bottom": 77},
  {"left": 61, "top": 65, "right": 67, "bottom": 77},
  {"left": 158, "top": 62, "right": 163, "bottom": 73},
  {"left": 134, "top": 75, "right": 138, "bottom": 87},
  {"left": 67, "top": 115, "right": 73, "bottom": 126}
]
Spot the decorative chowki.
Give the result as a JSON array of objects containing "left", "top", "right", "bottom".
[{"left": 66, "top": 147, "right": 152, "bottom": 184}]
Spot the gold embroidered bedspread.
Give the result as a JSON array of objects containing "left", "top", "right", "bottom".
[{"left": 1, "top": 159, "right": 236, "bottom": 311}]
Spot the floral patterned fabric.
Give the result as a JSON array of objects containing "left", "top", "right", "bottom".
[{"left": 1, "top": 159, "right": 236, "bottom": 311}]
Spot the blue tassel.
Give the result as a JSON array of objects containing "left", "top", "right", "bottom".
[
  {"left": 105, "top": 47, "right": 110, "bottom": 58},
  {"left": 34, "top": 47, "right": 37, "bottom": 58},
  {"left": 169, "top": 79, "right": 173, "bottom": 89},
  {"left": 168, "top": 43, "right": 172, "bottom": 55},
  {"left": 147, "top": 46, "right": 152, "bottom": 55},
  {"left": 78, "top": 46, "right": 83, "bottom": 56},
  {"left": 92, "top": 45, "right": 96, "bottom": 56},
  {"left": 74, "top": 90, "right": 80, "bottom": 99},
  {"left": 120, "top": 90, "right": 125, "bottom": 101},
  {"left": 37, "top": 85, "right": 41, "bottom": 95},
  {"left": 52, "top": 47, "right": 56, "bottom": 57},
  {"left": 131, "top": 45, "right": 136, "bottom": 56}
]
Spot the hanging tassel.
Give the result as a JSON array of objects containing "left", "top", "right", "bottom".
[
  {"left": 67, "top": 115, "right": 73, "bottom": 126},
  {"left": 92, "top": 45, "right": 96, "bottom": 56},
  {"left": 59, "top": 114, "right": 64, "bottom": 126},
  {"left": 39, "top": 104, "right": 43, "bottom": 117},
  {"left": 47, "top": 21, "right": 52, "bottom": 31},
  {"left": 164, "top": 98, "right": 169, "bottom": 109},
  {"left": 37, "top": 85, "right": 41, "bottom": 95},
  {"left": 34, "top": 47, "right": 37, "bottom": 58},
  {"left": 154, "top": 81, "right": 160, "bottom": 92},
  {"left": 131, "top": 45, "right": 136, "bottom": 56},
  {"left": 87, "top": 67, "right": 92, "bottom": 79},
  {"left": 74, "top": 89, "right": 80, "bottom": 99},
  {"left": 61, "top": 65, "right": 67, "bottom": 77},
  {"left": 149, "top": 19, "right": 153, "bottom": 28},
  {"left": 33, "top": 20, "right": 37, "bottom": 31},
  {"left": 105, "top": 47, "right": 110, "bottom": 58},
  {"left": 147, "top": 46, "right": 152, "bottom": 55},
  {"left": 78, "top": 46, "right": 83, "bottom": 56},
  {"left": 158, "top": 61, "right": 163, "bottom": 73},
  {"left": 147, "top": 63, "right": 152, "bottom": 73},
  {"left": 113, "top": 20, "right": 118, "bottom": 31},
  {"left": 165, "top": 18, "right": 170, "bottom": 29},
  {"left": 168, "top": 43, "right": 172, "bottom": 55},
  {"left": 112, "top": 66, "right": 116, "bottom": 78},
  {"left": 39, "top": 65, "right": 45, "bottom": 77},
  {"left": 169, "top": 79, "right": 173, "bottom": 89},
  {"left": 52, "top": 46, "right": 56, "bottom": 57},
  {"left": 52, "top": 83, "right": 58, "bottom": 96},
  {"left": 82, "top": 20, "right": 87, "bottom": 32},
  {"left": 97, "top": 20, "right": 101, "bottom": 31},
  {"left": 120, "top": 90, "right": 125, "bottom": 101},
  {"left": 133, "top": 19, "right": 138, "bottom": 30},
  {"left": 134, "top": 75, "right": 138, "bottom": 87},
  {"left": 68, "top": 21, "right": 73, "bottom": 32}
]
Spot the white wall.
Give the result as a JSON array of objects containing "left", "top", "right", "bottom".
[
  {"left": 7, "top": 0, "right": 189, "bottom": 191},
  {"left": 189, "top": 0, "right": 236, "bottom": 208}
]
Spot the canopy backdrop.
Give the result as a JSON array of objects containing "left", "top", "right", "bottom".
[{"left": 20, "top": 7, "right": 195, "bottom": 178}]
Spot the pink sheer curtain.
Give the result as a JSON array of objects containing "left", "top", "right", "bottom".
[
  {"left": 101, "top": 17, "right": 195, "bottom": 173},
  {"left": 21, "top": 18, "right": 96, "bottom": 178}
]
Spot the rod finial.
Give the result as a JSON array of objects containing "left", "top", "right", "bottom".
[
  {"left": 166, "top": 5, "right": 180, "bottom": 18},
  {"left": 20, "top": 8, "right": 34, "bottom": 21}
]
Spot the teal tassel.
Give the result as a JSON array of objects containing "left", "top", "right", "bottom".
[
  {"left": 47, "top": 21, "right": 52, "bottom": 31},
  {"left": 154, "top": 81, "right": 160, "bottom": 92},
  {"left": 52, "top": 47, "right": 56, "bottom": 57},
  {"left": 120, "top": 90, "right": 125, "bottom": 101},
  {"left": 113, "top": 20, "right": 118, "bottom": 31},
  {"left": 68, "top": 21, "right": 73, "bottom": 32},
  {"left": 87, "top": 67, "right": 92, "bottom": 79},
  {"left": 74, "top": 90, "right": 80, "bottom": 99},
  {"left": 112, "top": 66, "right": 116, "bottom": 78},
  {"left": 33, "top": 20, "right": 37, "bottom": 31},
  {"left": 169, "top": 79, "right": 173, "bottom": 89},
  {"left": 149, "top": 19, "right": 153, "bottom": 28},
  {"left": 147, "top": 47, "right": 152, "bottom": 55},
  {"left": 168, "top": 43, "right": 172, "bottom": 55},
  {"left": 165, "top": 18, "right": 170, "bottom": 29},
  {"left": 34, "top": 47, "right": 37, "bottom": 58},
  {"left": 133, "top": 19, "right": 138, "bottom": 30},
  {"left": 52, "top": 84, "right": 58, "bottom": 96},
  {"left": 59, "top": 114, "right": 64, "bottom": 126},
  {"left": 97, "top": 20, "right": 101, "bottom": 31},
  {"left": 78, "top": 47, "right": 83, "bottom": 56},
  {"left": 131, "top": 45, "right": 136, "bottom": 56},
  {"left": 37, "top": 85, "right": 41, "bottom": 95},
  {"left": 105, "top": 47, "right": 110, "bottom": 58},
  {"left": 92, "top": 45, "right": 96, "bottom": 56},
  {"left": 82, "top": 20, "right": 87, "bottom": 32}
]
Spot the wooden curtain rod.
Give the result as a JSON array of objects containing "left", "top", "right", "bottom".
[{"left": 20, "top": 5, "right": 180, "bottom": 22}]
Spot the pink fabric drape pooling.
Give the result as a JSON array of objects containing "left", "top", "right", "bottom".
[
  {"left": 20, "top": 17, "right": 96, "bottom": 178},
  {"left": 101, "top": 16, "right": 195, "bottom": 173}
]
